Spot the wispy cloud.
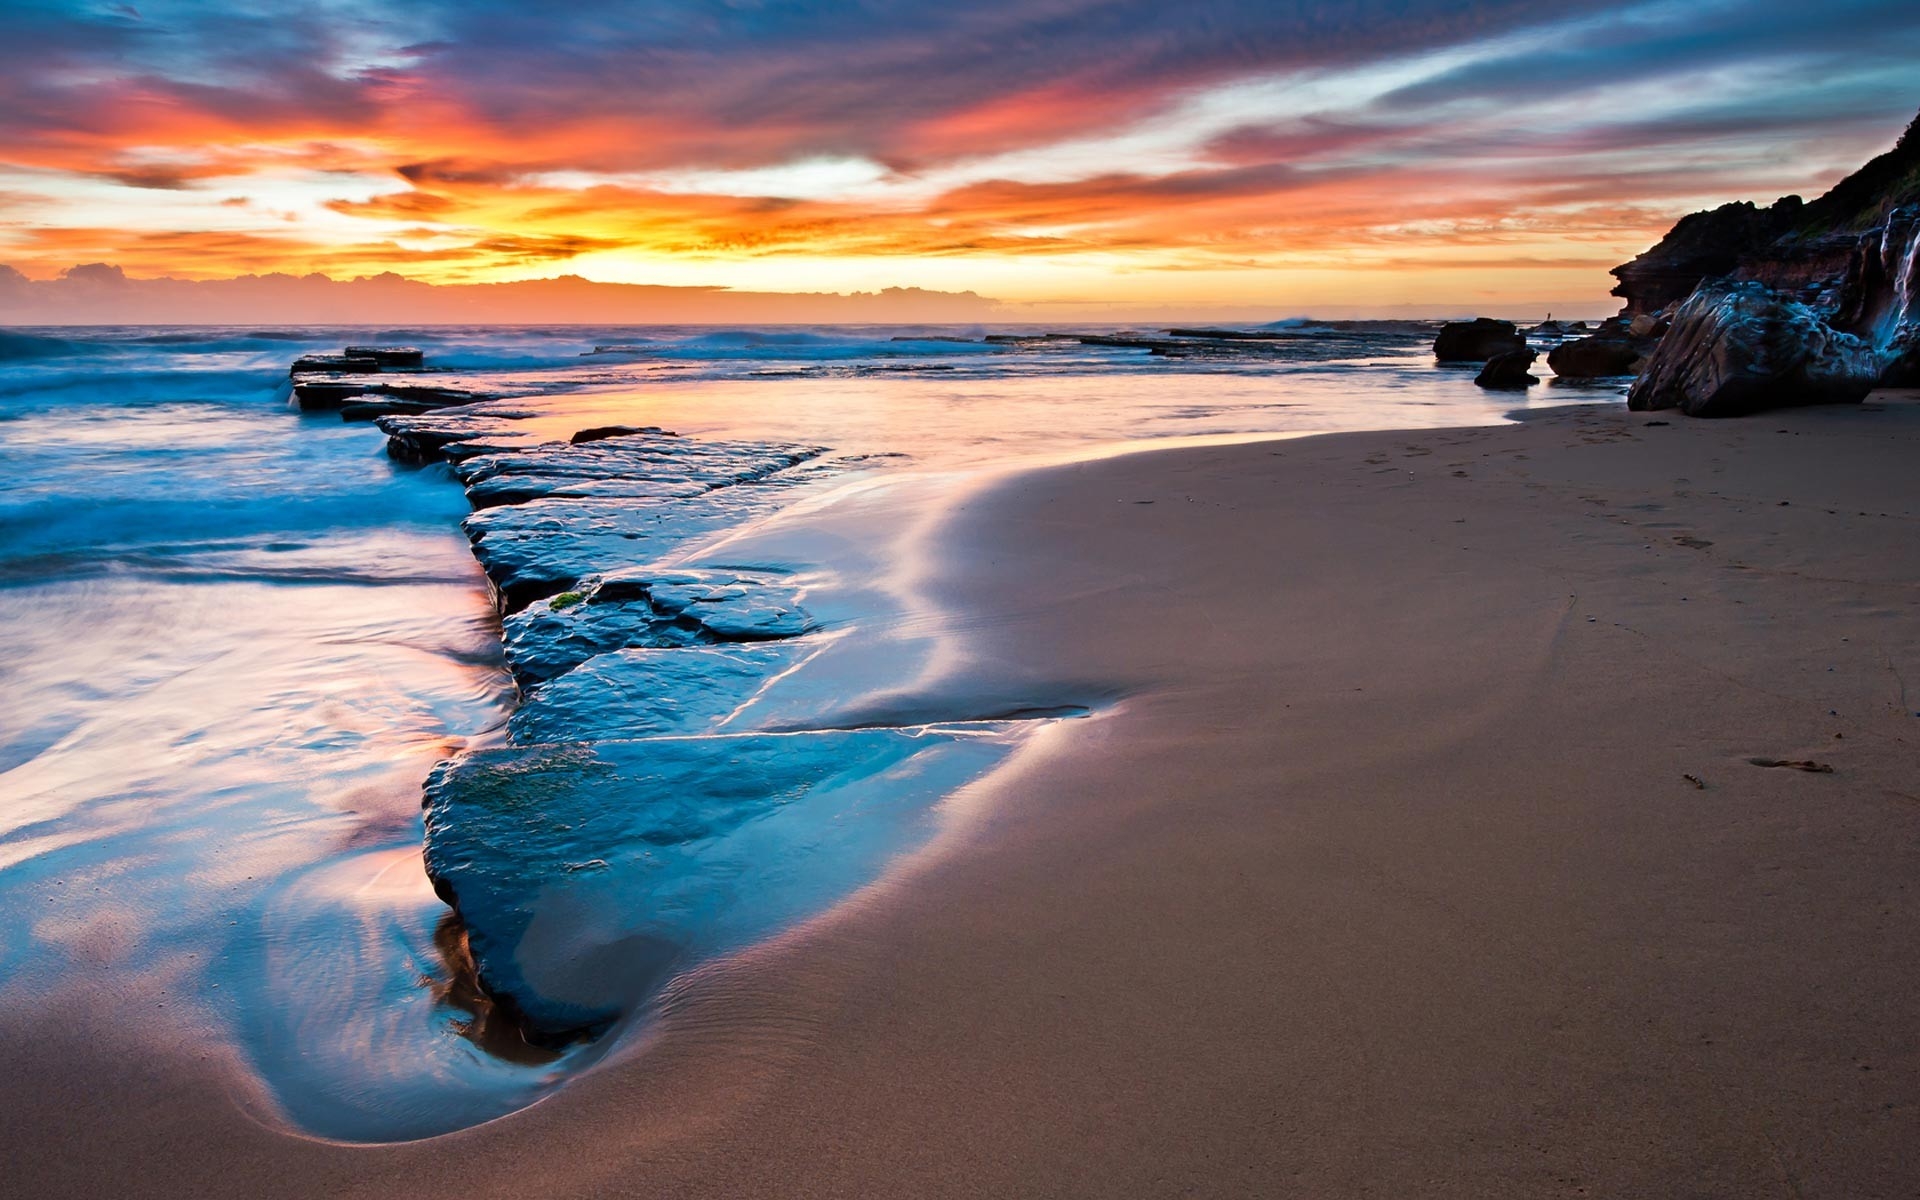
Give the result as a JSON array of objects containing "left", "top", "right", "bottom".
[{"left": 0, "top": 0, "right": 1913, "bottom": 307}]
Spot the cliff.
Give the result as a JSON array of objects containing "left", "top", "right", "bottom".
[{"left": 1611, "top": 109, "right": 1920, "bottom": 320}]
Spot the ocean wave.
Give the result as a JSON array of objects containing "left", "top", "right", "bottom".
[{"left": 0, "top": 330, "right": 90, "bottom": 361}]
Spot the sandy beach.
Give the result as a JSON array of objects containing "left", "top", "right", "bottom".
[{"left": 5, "top": 393, "right": 1917, "bottom": 1195}]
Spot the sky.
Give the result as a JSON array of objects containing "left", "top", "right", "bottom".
[{"left": 2, "top": 0, "right": 1917, "bottom": 318}]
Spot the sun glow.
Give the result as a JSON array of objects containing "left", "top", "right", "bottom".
[{"left": 1, "top": 0, "right": 1915, "bottom": 314}]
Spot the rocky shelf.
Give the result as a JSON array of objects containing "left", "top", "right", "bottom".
[{"left": 290, "top": 349, "right": 1053, "bottom": 1048}]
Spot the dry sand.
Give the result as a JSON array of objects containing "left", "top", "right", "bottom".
[{"left": 6, "top": 397, "right": 1919, "bottom": 1197}]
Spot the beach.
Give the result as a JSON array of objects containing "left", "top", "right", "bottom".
[{"left": 7, "top": 394, "right": 1917, "bottom": 1196}]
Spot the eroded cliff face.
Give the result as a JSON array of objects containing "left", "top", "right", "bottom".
[
  {"left": 1610, "top": 198, "right": 1812, "bottom": 315},
  {"left": 1611, "top": 110, "right": 1920, "bottom": 387},
  {"left": 1613, "top": 112, "right": 1920, "bottom": 315},
  {"left": 1835, "top": 205, "right": 1920, "bottom": 385}
]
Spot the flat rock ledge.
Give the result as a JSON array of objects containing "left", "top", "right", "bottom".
[{"left": 306, "top": 372, "right": 1051, "bottom": 1048}]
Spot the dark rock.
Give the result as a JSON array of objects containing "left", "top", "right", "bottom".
[
  {"left": 343, "top": 345, "right": 423, "bottom": 367},
  {"left": 1546, "top": 321, "right": 1653, "bottom": 378},
  {"left": 374, "top": 413, "right": 545, "bottom": 463},
  {"left": 1164, "top": 328, "right": 1293, "bottom": 341},
  {"left": 1434, "top": 318, "right": 1526, "bottom": 362},
  {"left": 571, "top": 424, "right": 677, "bottom": 445},
  {"left": 1611, "top": 199, "right": 1809, "bottom": 316},
  {"left": 290, "top": 353, "right": 378, "bottom": 377},
  {"left": 294, "top": 381, "right": 482, "bottom": 411},
  {"left": 1613, "top": 109, "right": 1920, "bottom": 321},
  {"left": 1628, "top": 312, "right": 1671, "bottom": 339},
  {"left": 1627, "top": 281, "right": 1877, "bottom": 417},
  {"left": 1833, "top": 205, "right": 1920, "bottom": 385},
  {"left": 291, "top": 346, "right": 422, "bottom": 378},
  {"left": 1474, "top": 349, "right": 1538, "bottom": 389},
  {"left": 339, "top": 399, "right": 442, "bottom": 421}
]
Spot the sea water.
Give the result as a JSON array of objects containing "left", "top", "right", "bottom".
[{"left": 0, "top": 323, "right": 1623, "bottom": 1139}]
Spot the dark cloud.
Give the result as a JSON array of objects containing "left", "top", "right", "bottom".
[
  {"left": 1375, "top": 0, "right": 1920, "bottom": 114},
  {"left": 3, "top": 0, "right": 1917, "bottom": 294},
  {"left": 2, "top": 0, "right": 1630, "bottom": 172}
]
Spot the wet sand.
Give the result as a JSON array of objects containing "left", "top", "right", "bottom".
[{"left": 7, "top": 397, "right": 1920, "bottom": 1196}]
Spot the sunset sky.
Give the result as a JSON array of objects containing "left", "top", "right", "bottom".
[{"left": 3, "top": 0, "right": 1917, "bottom": 315}]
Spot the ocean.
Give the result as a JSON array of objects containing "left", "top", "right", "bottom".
[{"left": 0, "top": 322, "right": 1623, "bottom": 1140}]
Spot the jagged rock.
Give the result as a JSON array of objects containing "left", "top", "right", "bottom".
[
  {"left": 1474, "top": 349, "right": 1538, "bottom": 389},
  {"left": 1611, "top": 199, "right": 1808, "bottom": 316},
  {"left": 1627, "top": 281, "right": 1877, "bottom": 417},
  {"left": 1614, "top": 109, "right": 1920, "bottom": 321},
  {"left": 1433, "top": 318, "right": 1526, "bottom": 362},
  {"left": 1832, "top": 205, "right": 1920, "bottom": 385},
  {"left": 421, "top": 729, "right": 1006, "bottom": 1041}
]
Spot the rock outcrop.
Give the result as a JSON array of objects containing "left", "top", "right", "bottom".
[
  {"left": 1474, "top": 348, "right": 1538, "bottom": 389},
  {"left": 1610, "top": 198, "right": 1812, "bottom": 316},
  {"left": 1434, "top": 318, "right": 1527, "bottom": 362},
  {"left": 1545, "top": 319, "right": 1657, "bottom": 378},
  {"left": 1610, "top": 108, "right": 1920, "bottom": 394},
  {"left": 1834, "top": 204, "right": 1920, "bottom": 385},
  {"left": 1626, "top": 281, "right": 1877, "bottom": 417}
]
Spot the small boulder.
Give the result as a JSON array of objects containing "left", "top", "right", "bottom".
[
  {"left": 1475, "top": 349, "right": 1538, "bottom": 389},
  {"left": 571, "top": 424, "right": 677, "bottom": 445},
  {"left": 1628, "top": 312, "right": 1671, "bottom": 339},
  {"left": 1546, "top": 322, "right": 1649, "bottom": 378},
  {"left": 1435, "top": 318, "right": 1527, "bottom": 362},
  {"left": 1627, "top": 281, "right": 1877, "bottom": 417}
]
